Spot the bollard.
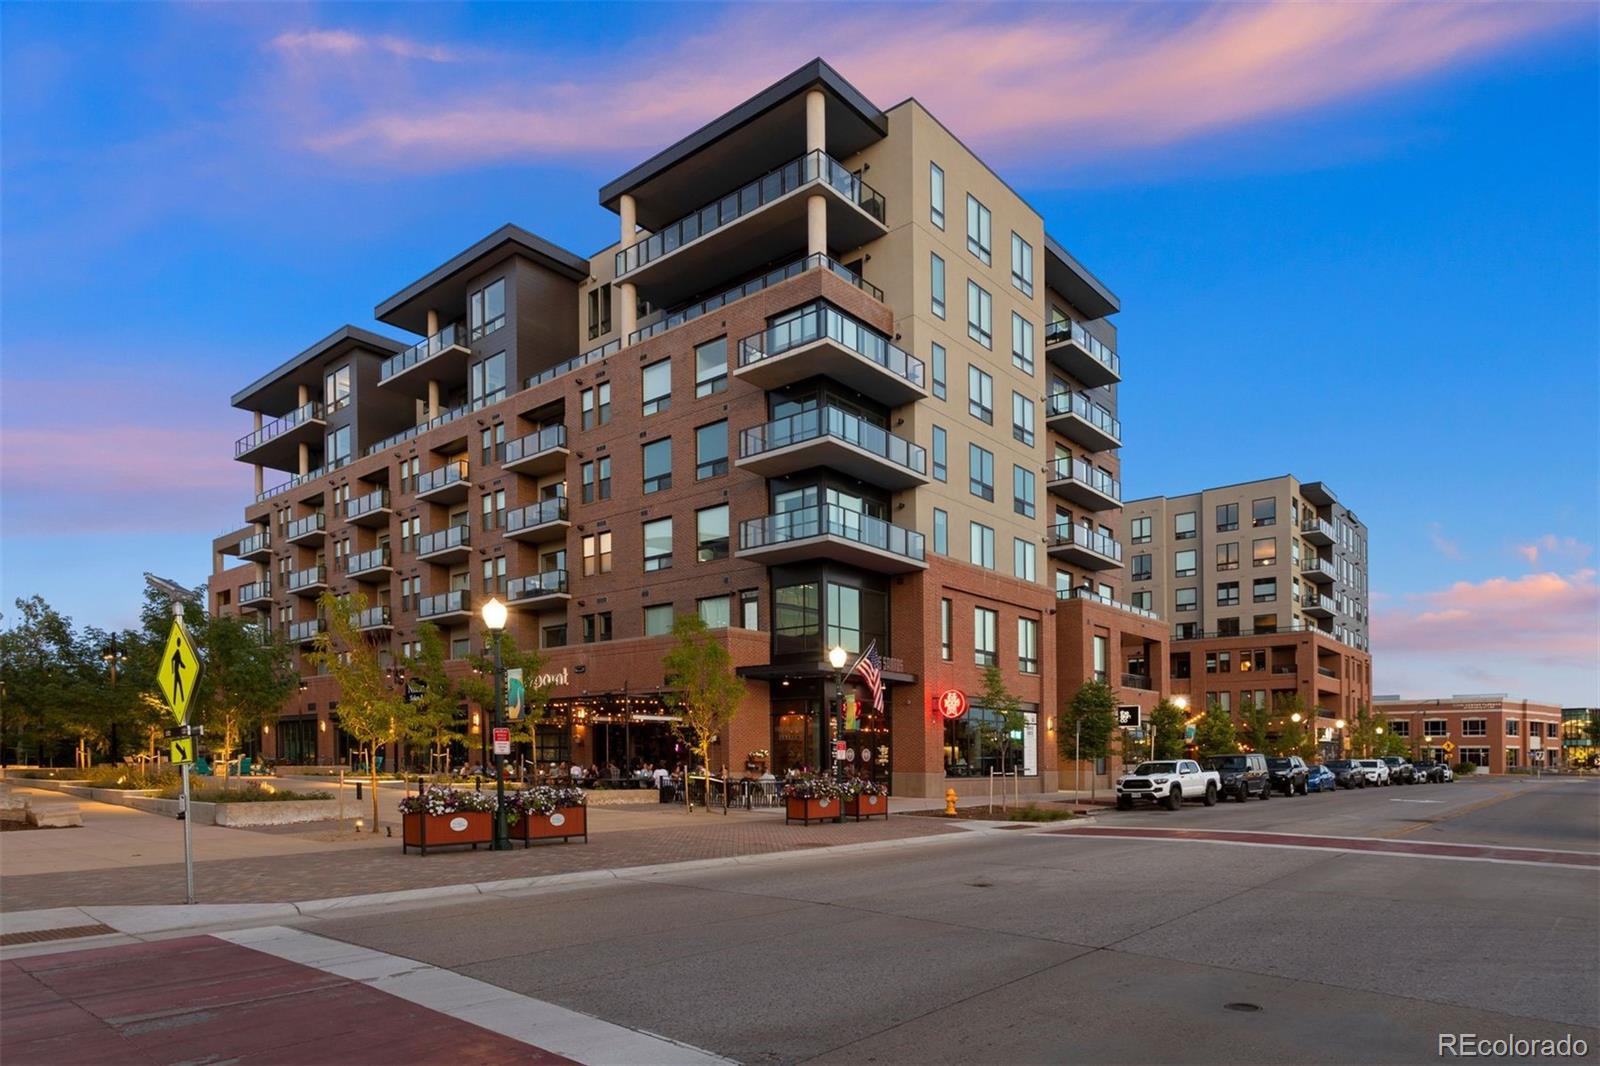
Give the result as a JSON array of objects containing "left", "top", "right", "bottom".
[
  {"left": 355, "top": 780, "right": 363, "bottom": 801},
  {"left": 944, "top": 788, "right": 958, "bottom": 816}
]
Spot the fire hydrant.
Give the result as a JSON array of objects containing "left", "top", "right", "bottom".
[{"left": 944, "top": 788, "right": 958, "bottom": 816}]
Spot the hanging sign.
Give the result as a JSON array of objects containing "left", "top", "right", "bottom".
[{"left": 935, "top": 689, "right": 969, "bottom": 720}]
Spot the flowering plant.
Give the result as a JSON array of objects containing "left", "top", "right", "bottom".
[
  {"left": 500, "top": 786, "right": 586, "bottom": 817},
  {"left": 838, "top": 778, "right": 887, "bottom": 798},
  {"left": 782, "top": 775, "right": 842, "bottom": 800},
  {"left": 398, "top": 785, "right": 497, "bottom": 816}
]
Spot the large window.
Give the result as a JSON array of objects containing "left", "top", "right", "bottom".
[
  {"left": 1010, "top": 233, "right": 1034, "bottom": 297},
  {"left": 1252, "top": 497, "right": 1277, "bottom": 527},
  {"left": 643, "top": 518, "right": 673, "bottom": 572},
  {"left": 642, "top": 438, "right": 672, "bottom": 493},
  {"left": 930, "top": 162, "right": 945, "bottom": 228},
  {"left": 1011, "top": 313, "right": 1034, "bottom": 374},
  {"left": 1018, "top": 617, "right": 1039, "bottom": 673},
  {"left": 931, "top": 342, "right": 947, "bottom": 399},
  {"left": 580, "top": 382, "right": 610, "bottom": 429},
  {"left": 1216, "top": 503, "right": 1238, "bottom": 532},
  {"left": 642, "top": 360, "right": 672, "bottom": 415},
  {"left": 773, "top": 581, "right": 820, "bottom": 657},
  {"left": 1013, "top": 465, "right": 1035, "bottom": 518},
  {"left": 1132, "top": 554, "right": 1152, "bottom": 581},
  {"left": 1176, "top": 587, "right": 1197, "bottom": 612},
  {"left": 968, "top": 365, "right": 993, "bottom": 423},
  {"left": 698, "top": 596, "right": 730, "bottom": 629},
  {"left": 966, "top": 194, "right": 992, "bottom": 264},
  {"left": 931, "top": 253, "right": 946, "bottom": 318},
  {"left": 933, "top": 507, "right": 948, "bottom": 555},
  {"left": 974, "top": 607, "right": 998, "bottom": 665},
  {"left": 324, "top": 365, "right": 350, "bottom": 412},
  {"left": 1217, "top": 542, "right": 1240, "bottom": 571},
  {"left": 644, "top": 604, "right": 675, "bottom": 637},
  {"left": 694, "top": 337, "right": 727, "bottom": 398},
  {"left": 967, "top": 281, "right": 993, "bottom": 348},
  {"left": 1424, "top": 719, "right": 1448, "bottom": 737},
  {"left": 1013, "top": 538, "right": 1036, "bottom": 582},
  {"left": 1131, "top": 516, "right": 1152, "bottom": 544},
  {"left": 580, "top": 457, "right": 611, "bottom": 502},
  {"left": 325, "top": 425, "right": 351, "bottom": 466},
  {"left": 1217, "top": 582, "right": 1240, "bottom": 606},
  {"left": 582, "top": 531, "right": 612, "bottom": 576},
  {"left": 968, "top": 444, "right": 994, "bottom": 501},
  {"left": 931, "top": 425, "right": 948, "bottom": 481},
  {"left": 940, "top": 598, "right": 952, "bottom": 660},
  {"left": 1253, "top": 577, "right": 1277, "bottom": 603},
  {"left": 470, "top": 351, "right": 506, "bottom": 405},
  {"left": 696, "top": 505, "right": 729, "bottom": 562},
  {"left": 469, "top": 278, "right": 506, "bottom": 339},
  {"left": 1462, "top": 719, "right": 1487, "bottom": 736},
  {"left": 1175, "top": 550, "right": 1197, "bottom": 578},
  {"left": 826, "top": 584, "right": 863, "bottom": 652},
  {"left": 1175, "top": 512, "right": 1197, "bottom": 539},
  {"left": 1253, "top": 537, "right": 1277, "bottom": 567},
  {"left": 695, "top": 420, "right": 727, "bottom": 479},
  {"left": 1012, "top": 391, "right": 1034, "bottom": 446},
  {"left": 970, "top": 522, "right": 995, "bottom": 569}
]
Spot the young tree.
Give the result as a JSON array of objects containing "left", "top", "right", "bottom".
[
  {"left": 1058, "top": 680, "right": 1117, "bottom": 798},
  {"left": 309, "top": 592, "right": 410, "bottom": 828},
  {"left": 1148, "top": 698, "right": 1187, "bottom": 760},
  {"left": 979, "top": 663, "right": 1027, "bottom": 774},
  {"left": 458, "top": 625, "right": 551, "bottom": 776},
  {"left": 0, "top": 596, "right": 95, "bottom": 765},
  {"left": 404, "top": 622, "right": 466, "bottom": 773},
  {"left": 1348, "top": 701, "right": 1380, "bottom": 757},
  {"left": 1192, "top": 700, "right": 1239, "bottom": 757},
  {"left": 1238, "top": 696, "right": 1272, "bottom": 753},
  {"left": 661, "top": 615, "right": 746, "bottom": 811},
  {"left": 1270, "top": 693, "right": 1318, "bottom": 760},
  {"left": 190, "top": 612, "right": 298, "bottom": 779}
]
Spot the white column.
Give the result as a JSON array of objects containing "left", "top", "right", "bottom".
[
  {"left": 254, "top": 465, "right": 264, "bottom": 495},
  {"left": 619, "top": 194, "right": 637, "bottom": 247},
  {"left": 619, "top": 194, "right": 639, "bottom": 346},
  {"left": 805, "top": 89, "right": 826, "bottom": 154},
  {"left": 427, "top": 380, "right": 440, "bottom": 420},
  {"left": 619, "top": 282, "right": 637, "bottom": 343},
  {"left": 298, "top": 443, "right": 310, "bottom": 477},
  {"left": 426, "top": 309, "right": 439, "bottom": 337},
  {"left": 807, "top": 194, "right": 827, "bottom": 257},
  {"left": 296, "top": 384, "right": 309, "bottom": 408}
]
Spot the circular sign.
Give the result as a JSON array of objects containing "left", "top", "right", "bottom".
[
  {"left": 550, "top": 812, "right": 566, "bottom": 828},
  {"left": 448, "top": 816, "right": 469, "bottom": 833},
  {"left": 817, "top": 798, "right": 832, "bottom": 808},
  {"left": 844, "top": 748, "right": 856, "bottom": 762},
  {"left": 866, "top": 795, "right": 880, "bottom": 807},
  {"left": 936, "top": 689, "right": 969, "bottom": 720},
  {"left": 861, "top": 749, "right": 873, "bottom": 763}
]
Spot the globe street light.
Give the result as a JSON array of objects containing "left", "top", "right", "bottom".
[
  {"left": 827, "top": 646, "right": 848, "bottom": 780},
  {"left": 481, "top": 597, "right": 509, "bottom": 851},
  {"left": 1335, "top": 718, "right": 1348, "bottom": 757}
]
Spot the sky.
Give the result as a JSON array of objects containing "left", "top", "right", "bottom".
[{"left": 2, "top": 2, "right": 1596, "bottom": 704}]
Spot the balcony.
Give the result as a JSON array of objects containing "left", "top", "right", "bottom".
[
  {"left": 341, "top": 546, "right": 392, "bottom": 582},
  {"left": 1304, "top": 592, "right": 1336, "bottom": 619},
  {"left": 239, "top": 580, "right": 273, "bottom": 606},
  {"left": 285, "top": 512, "right": 326, "bottom": 544},
  {"left": 1046, "top": 524, "right": 1123, "bottom": 571},
  {"left": 416, "top": 525, "right": 471, "bottom": 564},
  {"left": 1044, "top": 319, "right": 1120, "bottom": 388},
  {"left": 504, "top": 498, "right": 569, "bottom": 544},
  {"left": 355, "top": 606, "right": 392, "bottom": 632},
  {"left": 613, "top": 150, "right": 887, "bottom": 307},
  {"left": 344, "top": 489, "right": 392, "bottom": 528},
  {"left": 378, "top": 323, "right": 473, "bottom": 395},
  {"left": 738, "top": 503, "right": 927, "bottom": 574},
  {"left": 237, "top": 532, "right": 272, "bottom": 562},
  {"left": 257, "top": 463, "right": 340, "bottom": 504},
  {"left": 1055, "top": 586, "right": 1158, "bottom": 621},
  {"left": 1300, "top": 516, "right": 1335, "bottom": 546},
  {"left": 1121, "top": 672, "right": 1153, "bottom": 691},
  {"left": 418, "top": 590, "right": 472, "bottom": 622},
  {"left": 508, "top": 570, "right": 570, "bottom": 610},
  {"left": 1301, "top": 556, "right": 1336, "bottom": 584},
  {"left": 234, "top": 401, "right": 325, "bottom": 472},
  {"left": 736, "top": 301, "right": 925, "bottom": 407},
  {"left": 415, "top": 460, "right": 470, "bottom": 504},
  {"left": 286, "top": 565, "right": 328, "bottom": 597},
  {"left": 1044, "top": 456, "right": 1120, "bottom": 510},
  {"left": 287, "top": 618, "right": 324, "bottom": 644},
  {"left": 1045, "top": 392, "right": 1121, "bottom": 452},
  {"left": 502, "top": 426, "right": 569, "bottom": 477},
  {"left": 738, "top": 406, "right": 927, "bottom": 490},
  {"left": 629, "top": 254, "right": 883, "bottom": 346}
]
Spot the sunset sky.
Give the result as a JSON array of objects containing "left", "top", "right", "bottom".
[{"left": 2, "top": 2, "right": 1596, "bottom": 703}]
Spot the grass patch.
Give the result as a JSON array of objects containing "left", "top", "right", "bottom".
[
  {"left": 156, "top": 784, "right": 332, "bottom": 803},
  {"left": 73, "top": 766, "right": 181, "bottom": 790},
  {"left": 1004, "top": 804, "right": 1077, "bottom": 822}
]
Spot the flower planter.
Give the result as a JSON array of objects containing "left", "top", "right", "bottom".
[
  {"left": 785, "top": 795, "right": 842, "bottom": 826},
  {"left": 508, "top": 805, "right": 588, "bottom": 846},
  {"left": 402, "top": 810, "right": 493, "bottom": 854},
  {"left": 844, "top": 793, "right": 889, "bottom": 821}
]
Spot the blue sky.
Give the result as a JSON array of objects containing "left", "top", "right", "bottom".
[{"left": 2, "top": 2, "right": 1596, "bottom": 703}]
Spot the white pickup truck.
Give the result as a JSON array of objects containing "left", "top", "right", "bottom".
[{"left": 1116, "top": 759, "right": 1221, "bottom": 810}]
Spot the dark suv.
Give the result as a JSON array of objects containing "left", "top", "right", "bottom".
[
  {"left": 1266, "top": 756, "right": 1310, "bottom": 795},
  {"left": 1201, "top": 753, "right": 1271, "bottom": 801},
  {"left": 1325, "top": 759, "right": 1365, "bottom": 788},
  {"left": 1381, "top": 756, "right": 1417, "bottom": 785}
]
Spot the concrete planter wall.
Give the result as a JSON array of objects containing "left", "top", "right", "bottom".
[{"left": 13, "top": 777, "right": 338, "bottom": 826}]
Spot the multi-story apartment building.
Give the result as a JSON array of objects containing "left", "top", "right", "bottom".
[
  {"left": 1375, "top": 695, "right": 1563, "bottom": 772},
  {"left": 210, "top": 59, "right": 1157, "bottom": 796},
  {"left": 1123, "top": 476, "right": 1372, "bottom": 743}
]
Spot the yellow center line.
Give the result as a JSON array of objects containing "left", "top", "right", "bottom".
[{"left": 1379, "top": 785, "right": 1522, "bottom": 838}]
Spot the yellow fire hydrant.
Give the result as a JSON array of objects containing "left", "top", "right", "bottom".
[{"left": 944, "top": 788, "right": 959, "bottom": 816}]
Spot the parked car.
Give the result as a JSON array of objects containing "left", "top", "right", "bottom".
[
  {"left": 1381, "top": 756, "right": 1417, "bottom": 785},
  {"left": 1355, "top": 758, "right": 1391, "bottom": 786},
  {"left": 1266, "top": 756, "right": 1310, "bottom": 795},
  {"left": 1412, "top": 760, "right": 1454, "bottom": 783},
  {"left": 1305, "top": 763, "right": 1337, "bottom": 793},
  {"left": 1116, "top": 760, "right": 1221, "bottom": 811},
  {"left": 1200, "top": 753, "right": 1272, "bottom": 801},
  {"left": 1325, "top": 759, "right": 1366, "bottom": 789}
]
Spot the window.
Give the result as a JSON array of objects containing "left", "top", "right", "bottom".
[
  {"left": 1012, "top": 465, "right": 1035, "bottom": 518},
  {"left": 967, "top": 281, "right": 992, "bottom": 348},
  {"left": 773, "top": 581, "right": 820, "bottom": 655},
  {"left": 1217, "top": 582, "right": 1239, "bottom": 606},
  {"left": 578, "top": 386, "right": 612, "bottom": 435},
  {"left": 698, "top": 596, "right": 730, "bottom": 629},
  {"left": 926, "top": 345, "right": 948, "bottom": 404},
  {"left": 696, "top": 505, "right": 729, "bottom": 562},
  {"left": 1216, "top": 503, "right": 1238, "bottom": 532},
  {"left": 695, "top": 420, "right": 727, "bottom": 479},
  {"left": 480, "top": 489, "right": 506, "bottom": 530},
  {"left": 643, "top": 518, "right": 673, "bottom": 572},
  {"left": 933, "top": 508, "right": 948, "bottom": 555},
  {"left": 1132, "top": 554, "right": 1152, "bottom": 581},
  {"left": 968, "top": 365, "right": 993, "bottom": 423},
  {"left": 482, "top": 555, "right": 506, "bottom": 594},
  {"left": 1462, "top": 719, "right": 1487, "bottom": 736},
  {"left": 1176, "top": 587, "right": 1197, "bottom": 612},
  {"left": 580, "top": 457, "right": 611, "bottom": 503},
  {"left": 1505, "top": 719, "right": 1519, "bottom": 736},
  {"left": 969, "top": 522, "right": 995, "bottom": 569},
  {"left": 1253, "top": 578, "right": 1277, "bottom": 603},
  {"left": 581, "top": 612, "right": 613, "bottom": 643},
  {"left": 930, "top": 253, "right": 946, "bottom": 318},
  {"left": 694, "top": 337, "right": 727, "bottom": 397},
  {"left": 1131, "top": 516, "right": 1152, "bottom": 545},
  {"left": 582, "top": 531, "right": 612, "bottom": 576},
  {"left": 586, "top": 283, "right": 611, "bottom": 339},
  {"left": 642, "top": 438, "right": 672, "bottom": 493},
  {"left": 930, "top": 162, "right": 945, "bottom": 228},
  {"left": 1390, "top": 720, "right": 1410, "bottom": 737},
  {"left": 940, "top": 599, "right": 953, "bottom": 660},
  {"left": 1253, "top": 537, "right": 1277, "bottom": 568},
  {"left": 480, "top": 424, "right": 505, "bottom": 465},
  {"left": 973, "top": 607, "right": 998, "bottom": 665},
  {"left": 1012, "top": 392, "right": 1034, "bottom": 446},
  {"left": 470, "top": 351, "right": 506, "bottom": 404},
  {"left": 325, "top": 425, "right": 351, "bottom": 466},
  {"left": 966, "top": 194, "right": 992, "bottom": 264},
  {"left": 739, "top": 589, "right": 759, "bottom": 630},
  {"left": 642, "top": 360, "right": 672, "bottom": 415},
  {"left": 1216, "top": 543, "right": 1240, "bottom": 571},
  {"left": 1011, "top": 313, "right": 1034, "bottom": 374},
  {"left": 469, "top": 278, "right": 505, "bottom": 339},
  {"left": 1175, "top": 550, "right": 1197, "bottom": 578},
  {"left": 1175, "top": 512, "right": 1196, "bottom": 539},
  {"left": 1010, "top": 233, "right": 1034, "bottom": 297},
  {"left": 825, "top": 583, "right": 864, "bottom": 652},
  {"left": 1093, "top": 636, "right": 1109, "bottom": 682},
  {"left": 968, "top": 444, "right": 994, "bottom": 501},
  {"left": 644, "top": 604, "right": 675, "bottom": 637},
  {"left": 324, "top": 365, "right": 350, "bottom": 412},
  {"left": 931, "top": 425, "right": 948, "bottom": 481},
  {"left": 1252, "top": 497, "right": 1277, "bottom": 527},
  {"left": 1013, "top": 538, "right": 1036, "bottom": 582},
  {"left": 1131, "top": 590, "right": 1153, "bottom": 611},
  {"left": 1018, "top": 617, "right": 1039, "bottom": 673}
]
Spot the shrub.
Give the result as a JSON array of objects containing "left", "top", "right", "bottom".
[
  {"left": 1006, "top": 804, "right": 1077, "bottom": 822},
  {"left": 167, "top": 786, "right": 332, "bottom": 803},
  {"left": 83, "top": 766, "right": 181, "bottom": 790},
  {"left": 1454, "top": 761, "right": 1477, "bottom": 776}
]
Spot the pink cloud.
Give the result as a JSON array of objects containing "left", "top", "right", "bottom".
[
  {"left": 269, "top": 29, "right": 462, "bottom": 63},
  {"left": 1373, "top": 569, "right": 1600, "bottom": 662},
  {"left": 1514, "top": 534, "right": 1593, "bottom": 567},
  {"left": 1429, "top": 522, "right": 1462, "bottom": 560}
]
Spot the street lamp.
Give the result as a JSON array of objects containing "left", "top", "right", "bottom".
[
  {"left": 102, "top": 636, "right": 129, "bottom": 760},
  {"left": 827, "top": 645, "right": 848, "bottom": 780},
  {"left": 1335, "top": 718, "right": 1347, "bottom": 757},
  {"left": 481, "top": 597, "right": 509, "bottom": 851}
]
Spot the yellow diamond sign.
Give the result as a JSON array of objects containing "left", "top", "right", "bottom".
[
  {"left": 170, "top": 737, "right": 195, "bottom": 765},
  {"left": 1442, "top": 740, "right": 1456, "bottom": 754},
  {"left": 157, "top": 618, "right": 201, "bottom": 724}
]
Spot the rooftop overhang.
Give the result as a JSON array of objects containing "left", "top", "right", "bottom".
[
  {"left": 1045, "top": 235, "right": 1120, "bottom": 320},
  {"left": 373, "top": 224, "right": 591, "bottom": 335},
  {"left": 599, "top": 58, "right": 888, "bottom": 230},
  {"left": 231, "top": 326, "right": 406, "bottom": 415},
  {"left": 1301, "top": 480, "right": 1339, "bottom": 507}
]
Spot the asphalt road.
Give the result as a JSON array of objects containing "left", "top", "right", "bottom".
[{"left": 301, "top": 775, "right": 1599, "bottom": 1065}]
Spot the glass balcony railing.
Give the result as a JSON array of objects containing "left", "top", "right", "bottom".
[
  {"left": 1044, "top": 391, "right": 1121, "bottom": 442},
  {"left": 1055, "top": 586, "right": 1157, "bottom": 620},
  {"left": 288, "top": 618, "right": 324, "bottom": 643},
  {"left": 615, "top": 150, "right": 886, "bottom": 278},
  {"left": 740, "top": 406, "right": 926, "bottom": 475},
  {"left": 503, "top": 425, "right": 567, "bottom": 465},
  {"left": 1301, "top": 516, "right": 1336, "bottom": 539},
  {"left": 240, "top": 580, "right": 272, "bottom": 602},
  {"left": 1044, "top": 456, "right": 1121, "bottom": 501},
  {"left": 1047, "top": 524, "right": 1123, "bottom": 562},
  {"left": 415, "top": 460, "right": 469, "bottom": 496},
  {"left": 235, "top": 401, "right": 325, "bottom": 458},
  {"left": 379, "top": 322, "right": 471, "bottom": 382},
  {"left": 740, "top": 503, "right": 925, "bottom": 564},
  {"left": 505, "top": 497, "right": 568, "bottom": 534},
  {"left": 257, "top": 461, "right": 344, "bottom": 503},
  {"left": 628, "top": 254, "right": 883, "bottom": 345},
  {"left": 1301, "top": 557, "right": 1337, "bottom": 580},
  {"left": 237, "top": 531, "right": 271, "bottom": 556},
  {"left": 737, "top": 301, "right": 925, "bottom": 390},
  {"left": 1044, "top": 319, "right": 1120, "bottom": 378},
  {"left": 341, "top": 546, "right": 391, "bottom": 575},
  {"left": 418, "top": 590, "right": 470, "bottom": 619},
  {"left": 344, "top": 489, "right": 390, "bottom": 521},
  {"left": 416, "top": 524, "right": 469, "bottom": 557},
  {"left": 524, "top": 340, "right": 618, "bottom": 391},
  {"left": 356, "top": 606, "right": 392, "bottom": 629},
  {"left": 509, "top": 570, "right": 569, "bottom": 602},
  {"left": 285, "top": 512, "right": 326, "bottom": 540},
  {"left": 287, "top": 565, "right": 327, "bottom": 592}
]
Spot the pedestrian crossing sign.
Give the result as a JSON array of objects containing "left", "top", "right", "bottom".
[
  {"left": 157, "top": 618, "right": 201, "bottom": 724},
  {"left": 170, "top": 738, "right": 195, "bottom": 765}
]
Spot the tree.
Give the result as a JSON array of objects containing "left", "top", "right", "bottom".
[
  {"left": 1058, "top": 680, "right": 1117, "bottom": 797},
  {"left": 1349, "top": 701, "right": 1380, "bottom": 757},
  {"left": 189, "top": 612, "right": 298, "bottom": 780},
  {"left": 309, "top": 592, "right": 410, "bottom": 827},
  {"left": 661, "top": 615, "right": 745, "bottom": 811},
  {"left": 0, "top": 597, "right": 108, "bottom": 767},
  {"left": 1192, "top": 700, "right": 1239, "bottom": 757},
  {"left": 979, "top": 663, "right": 1027, "bottom": 774},
  {"left": 1148, "top": 698, "right": 1186, "bottom": 760},
  {"left": 1238, "top": 696, "right": 1272, "bottom": 753},
  {"left": 1270, "top": 693, "right": 1317, "bottom": 761},
  {"left": 458, "top": 625, "right": 551, "bottom": 774},
  {"left": 404, "top": 622, "right": 466, "bottom": 773}
]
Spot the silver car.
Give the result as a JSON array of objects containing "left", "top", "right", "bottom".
[{"left": 1355, "top": 758, "right": 1391, "bottom": 786}]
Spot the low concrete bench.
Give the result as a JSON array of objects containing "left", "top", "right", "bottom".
[{"left": 23, "top": 796, "right": 83, "bottom": 828}]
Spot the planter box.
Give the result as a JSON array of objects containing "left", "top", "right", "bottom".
[
  {"left": 402, "top": 810, "right": 493, "bottom": 854},
  {"left": 508, "top": 805, "right": 587, "bottom": 846},
  {"left": 785, "top": 795, "right": 842, "bottom": 826},
  {"left": 844, "top": 793, "right": 889, "bottom": 821}
]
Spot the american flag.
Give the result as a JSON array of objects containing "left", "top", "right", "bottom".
[{"left": 851, "top": 641, "right": 884, "bottom": 715}]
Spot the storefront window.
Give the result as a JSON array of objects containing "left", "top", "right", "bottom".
[{"left": 945, "top": 704, "right": 1038, "bottom": 777}]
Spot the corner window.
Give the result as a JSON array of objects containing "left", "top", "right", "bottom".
[
  {"left": 469, "top": 278, "right": 506, "bottom": 339},
  {"left": 323, "top": 365, "right": 351, "bottom": 413}
]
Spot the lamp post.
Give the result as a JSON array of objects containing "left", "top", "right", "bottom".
[
  {"left": 1335, "top": 718, "right": 1347, "bottom": 757},
  {"left": 827, "top": 646, "right": 847, "bottom": 780},
  {"left": 102, "top": 636, "right": 128, "bottom": 761},
  {"left": 481, "top": 597, "right": 509, "bottom": 851}
]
